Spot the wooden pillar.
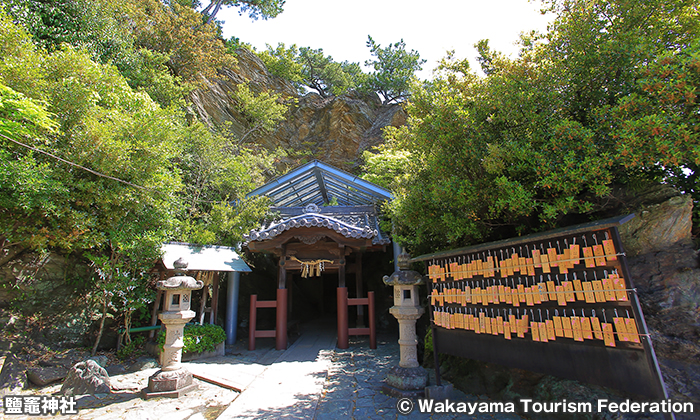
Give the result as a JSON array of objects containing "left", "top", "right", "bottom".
[
  {"left": 278, "top": 245, "right": 287, "bottom": 289},
  {"left": 276, "top": 245, "right": 288, "bottom": 350},
  {"left": 368, "top": 291, "right": 376, "bottom": 349},
  {"left": 355, "top": 253, "right": 364, "bottom": 327},
  {"left": 337, "top": 287, "right": 348, "bottom": 349},
  {"left": 276, "top": 288, "right": 288, "bottom": 350},
  {"left": 249, "top": 295, "right": 257, "bottom": 351},
  {"left": 288, "top": 274, "right": 293, "bottom": 318},
  {"left": 337, "top": 245, "right": 348, "bottom": 348},
  {"left": 210, "top": 272, "right": 220, "bottom": 325},
  {"left": 338, "top": 245, "right": 346, "bottom": 288}
]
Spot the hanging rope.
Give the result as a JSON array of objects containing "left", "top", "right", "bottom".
[{"left": 290, "top": 256, "right": 333, "bottom": 278}]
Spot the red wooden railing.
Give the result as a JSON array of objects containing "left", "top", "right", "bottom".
[
  {"left": 249, "top": 288, "right": 288, "bottom": 351},
  {"left": 337, "top": 287, "right": 376, "bottom": 349}
]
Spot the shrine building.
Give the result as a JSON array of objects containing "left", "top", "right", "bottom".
[{"left": 243, "top": 160, "right": 397, "bottom": 349}]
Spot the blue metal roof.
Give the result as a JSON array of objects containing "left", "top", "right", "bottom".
[{"left": 247, "top": 160, "right": 393, "bottom": 207}]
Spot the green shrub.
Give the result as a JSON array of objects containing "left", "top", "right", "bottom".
[
  {"left": 157, "top": 323, "right": 226, "bottom": 354},
  {"left": 117, "top": 334, "right": 145, "bottom": 360}
]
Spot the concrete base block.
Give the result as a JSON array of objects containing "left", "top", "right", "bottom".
[
  {"left": 141, "top": 383, "right": 198, "bottom": 400},
  {"left": 142, "top": 368, "right": 197, "bottom": 399},
  {"left": 424, "top": 383, "right": 453, "bottom": 400}
]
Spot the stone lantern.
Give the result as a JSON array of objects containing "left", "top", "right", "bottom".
[
  {"left": 382, "top": 250, "right": 428, "bottom": 397},
  {"left": 143, "top": 258, "right": 203, "bottom": 399}
]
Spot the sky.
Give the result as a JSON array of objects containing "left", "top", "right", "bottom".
[{"left": 217, "top": 0, "right": 554, "bottom": 79}]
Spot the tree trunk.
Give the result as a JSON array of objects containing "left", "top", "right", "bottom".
[
  {"left": 123, "top": 311, "right": 132, "bottom": 345},
  {"left": 91, "top": 292, "right": 108, "bottom": 356},
  {"left": 206, "top": 0, "right": 225, "bottom": 24}
]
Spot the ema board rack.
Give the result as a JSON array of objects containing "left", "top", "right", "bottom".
[{"left": 412, "top": 215, "right": 669, "bottom": 401}]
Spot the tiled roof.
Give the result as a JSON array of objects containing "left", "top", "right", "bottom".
[{"left": 245, "top": 204, "right": 391, "bottom": 245}]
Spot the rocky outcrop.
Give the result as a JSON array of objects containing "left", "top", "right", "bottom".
[
  {"left": 270, "top": 91, "right": 405, "bottom": 170},
  {"left": 188, "top": 48, "right": 406, "bottom": 171},
  {"left": 618, "top": 192, "right": 700, "bottom": 408},
  {"left": 618, "top": 192, "right": 700, "bottom": 362},
  {"left": 0, "top": 251, "right": 95, "bottom": 349},
  {"left": 627, "top": 243, "right": 700, "bottom": 361},
  {"left": 619, "top": 194, "right": 693, "bottom": 257}
]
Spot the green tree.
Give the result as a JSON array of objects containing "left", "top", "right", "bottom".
[
  {"left": 258, "top": 43, "right": 304, "bottom": 86},
  {"left": 0, "top": 13, "right": 181, "bottom": 350},
  {"left": 364, "top": 36, "right": 425, "bottom": 104},
  {"left": 3, "top": 0, "right": 137, "bottom": 65},
  {"left": 296, "top": 47, "right": 366, "bottom": 97},
  {"left": 232, "top": 82, "right": 288, "bottom": 142},
  {"left": 0, "top": 6, "right": 287, "bottom": 348},
  {"left": 3, "top": 0, "right": 191, "bottom": 108},
  {"left": 200, "top": 0, "right": 285, "bottom": 23},
  {"left": 128, "top": 0, "right": 235, "bottom": 84},
  {"left": 174, "top": 110, "right": 284, "bottom": 247},
  {"left": 0, "top": 83, "right": 60, "bottom": 264},
  {"left": 86, "top": 214, "right": 163, "bottom": 355},
  {"left": 360, "top": 146, "right": 411, "bottom": 191},
  {"left": 364, "top": 0, "right": 700, "bottom": 255},
  {"left": 259, "top": 43, "right": 367, "bottom": 97}
]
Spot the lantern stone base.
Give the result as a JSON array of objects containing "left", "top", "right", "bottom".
[
  {"left": 382, "top": 366, "right": 428, "bottom": 398},
  {"left": 142, "top": 368, "right": 197, "bottom": 399},
  {"left": 425, "top": 383, "right": 453, "bottom": 400}
]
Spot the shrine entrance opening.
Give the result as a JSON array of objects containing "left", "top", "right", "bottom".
[
  {"left": 288, "top": 270, "right": 340, "bottom": 320},
  {"left": 244, "top": 161, "right": 395, "bottom": 349}
]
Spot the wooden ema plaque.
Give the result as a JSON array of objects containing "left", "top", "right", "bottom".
[{"left": 416, "top": 215, "right": 668, "bottom": 400}]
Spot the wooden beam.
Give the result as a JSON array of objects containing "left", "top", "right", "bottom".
[
  {"left": 192, "top": 373, "right": 242, "bottom": 392},
  {"left": 247, "top": 227, "right": 371, "bottom": 252}
]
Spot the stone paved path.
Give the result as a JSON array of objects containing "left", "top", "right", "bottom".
[
  {"left": 2, "top": 322, "right": 526, "bottom": 420},
  {"left": 313, "top": 334, "right": 524, "bottom": 420},
  {"left": 216, "top": 319, "right": 337, "bottom": 419}
]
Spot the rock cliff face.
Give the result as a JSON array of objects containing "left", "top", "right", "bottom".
[
  {"left": 188, "top": 48, "right": 407, "bottom": 172},
  {"left": 619, "top": 192, "right": 700, "bottom": 405},
  {"left": 619, "top": 192, "right": 700, "bottom": 362}
]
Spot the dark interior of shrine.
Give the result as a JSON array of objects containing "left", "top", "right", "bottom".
[{"left": 229, "top": 250, "right": 395, "bottom": 333}]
